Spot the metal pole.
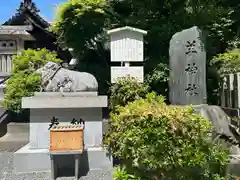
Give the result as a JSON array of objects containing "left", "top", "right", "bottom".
[{"left": 75, "top": 154, "right": 79, "bottom": 180}]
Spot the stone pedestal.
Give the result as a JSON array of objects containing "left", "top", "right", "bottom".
[
  {"left": 14, "top": 92, "right": 113, "bottom": 173},
  {"left": 28, "top": 108, "right": 104, "bottom": 149}
]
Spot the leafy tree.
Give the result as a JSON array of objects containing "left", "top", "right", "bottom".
[
  {"left": 211, "top": 49, "right": 240, "bottom": 77},
  {"left": 4, "top": 48, "right": 62, "bottom": 113},
  {"left": 51, "top": 0, "right": 238, "bottom": 101},
  {"left": 51, "top": 0, "right": 110, "bottom": 94}
]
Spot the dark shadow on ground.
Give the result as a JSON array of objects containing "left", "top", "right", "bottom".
[
  {"left": 0, "top": 109, "right": 9, "bottom": 138},
  {"left": 55, "top": 151, "right": 89, "bottom": 178}
]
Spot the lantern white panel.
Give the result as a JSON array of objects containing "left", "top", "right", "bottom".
[
  {"left": 7, "top": 55, "right": 12, "bottom": 72},
  {"left": 111, "top": 66, "right": 144, "bottom": 83},
  {"left": 0, "top": 54, "right": 13, "bottom": 73},
  {"left": 110, "top": 31, "right": 144, "bottom": 62},
  {"left": 1, "top": 55, "right": 6, "bottom": 72}
]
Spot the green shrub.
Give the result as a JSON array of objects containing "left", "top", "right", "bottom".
[
  {"left": 145, "top": 62, "right": 169, "bottom": 97},
  {"left": 109, "top": 77, "right": 150, "bottom": 112},
  {"left": 211, "top": 49, "right": 240, "bottom": 77},
  {"left": 113, "top": 167, "right": 141, "bottom": 180},
  {"left": 107, "top": 92, "right": 229, "bottom": 179},
  {"left": 4, "top": 48, "right": 62, "bottom": 113}
]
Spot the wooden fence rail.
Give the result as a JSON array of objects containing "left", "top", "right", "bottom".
[{"left": 221, "top": 73, "right": 240, "bottom": 109}]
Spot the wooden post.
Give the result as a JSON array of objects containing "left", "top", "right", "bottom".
[
  {"left": 227, "top": 74, "right": 234, "bottom": 108},
  {"left": 234, "top": 73, "right": 240, "bottom": 108}
]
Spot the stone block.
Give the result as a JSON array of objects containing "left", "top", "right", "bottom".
[
  {"left": 13, "top": 144, "right": 51, "bottom": 173},
  {"left": 14, "top": 144, "right": 113, "bottom": 173},
  {"left": 29, "top": 108, "right": 103, "bottom": 149},
  {"left": 34, "top": 92, "right": 98, "bottom": 97},
  {"left": 22, "top": 96, "right": 108, "bottom": 109}
]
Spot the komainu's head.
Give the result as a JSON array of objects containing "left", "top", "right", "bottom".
[{"left": 36, "top": 62, "right": 61, "bottom": 81}]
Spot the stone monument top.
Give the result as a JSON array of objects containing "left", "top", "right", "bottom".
[
  {"left": 35, "top": 62, "right": 98, "bottom": 93},
  {"left": 169, "top": 26, "right": 207, "bottom": 105}
]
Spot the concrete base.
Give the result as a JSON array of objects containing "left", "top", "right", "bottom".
[{"left": 13, "top": 143, "right": 113, "bottom": 173}]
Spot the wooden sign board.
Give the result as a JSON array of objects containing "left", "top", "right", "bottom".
[
  {"left": 107, "top": 26, "right": 147, "bottom": 62},
  {"left": 111, "top": 66, "right": 144, "bottom": 83},
  {"left": 50, "top": 125, "right": 84, "bottom": 153}
]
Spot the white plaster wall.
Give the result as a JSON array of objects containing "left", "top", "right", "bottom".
[{"left": 29, "top": 108, "right": 103, "bottom": 149}]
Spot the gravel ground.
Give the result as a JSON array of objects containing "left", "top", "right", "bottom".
[
  {"left": 0, "top": 152, "right": 114, "bottom": 180},
  {"left": 0, "top": 128, "right": 114, "bottom": 180}
]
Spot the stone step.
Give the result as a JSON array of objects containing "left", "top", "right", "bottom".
[
  {"left": 0, "top": 141, "right": 28, "bottom": 152},
  {"left": 0, "top": 133, "right": 29, "bottom": 142},
  {"left": 7, "top": 123, "right": 29, "bottom": 134}
]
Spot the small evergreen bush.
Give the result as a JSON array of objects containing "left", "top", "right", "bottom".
[
  {"left": 109, "top": 77, "right": 150, "bottom": 112},
  {"left": 108, "top": 92, "right": 229, "bottom": 179}
]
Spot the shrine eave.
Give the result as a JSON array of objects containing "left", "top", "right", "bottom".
[
  {"left": 0, "top": 25, "right": 35, "bottom": 40},
  {"left": 3, "top": 3, "right": 50, "bottom": 28}
]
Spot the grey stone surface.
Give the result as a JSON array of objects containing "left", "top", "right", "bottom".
[
  {"left": 192, "top": 104, "right": 234, "bottom": 140},
  {"left": 192, "top": 104, "right": 240, "bottom": 177},
  {"left": 14, "top": 144, "right": 113, "bottom": 174},
  {"left": 13, "top": 144, "right": 50, "bottom": 173},
  {"left": 28, "top": 108, "right": 103, "bottom": 149},
  {"left": 0, "top": 123, "right": 29, "bottom": 152},
  {"left": 0, "top": 133, "right": 29, "bottom": 142},
  {"left": 34, "top": 92, "right": 98, "bottom": 97},
  {"left": 169, "top": 26, "right": 207, "bottom": 105},
  {"left": 36, "top": 62, "right": 98, "bottom": 92},
  {"left": 22, "top": 95, "right": 108, "bottom": 109},
  {"left": 0, "top": 152, "right": 114, "bottom": 180},
  {"left": 7, "top": 123, "right": 29, "bottom": 134}
]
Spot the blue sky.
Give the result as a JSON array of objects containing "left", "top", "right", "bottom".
[{"left": 0, "top": 0, "right": 66, "bottom": 23}]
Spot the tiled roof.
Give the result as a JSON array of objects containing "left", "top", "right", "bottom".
[{"left": 3, "top": 2, "right": 50, "bottom": 28}]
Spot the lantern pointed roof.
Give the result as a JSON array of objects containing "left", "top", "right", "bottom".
[{"left": 0, "top": 25, "right": 35, "bottom": 40}]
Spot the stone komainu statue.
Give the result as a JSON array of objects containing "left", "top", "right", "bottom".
[{"left": 35, "top": 62, "right": 98, "bottom": 92}]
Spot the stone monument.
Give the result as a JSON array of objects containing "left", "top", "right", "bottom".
[
  {"left": 169, "top": 26, "right": 207, "bottom": 105},
  {"left": 13, "top": 63, "right": 112, "bottom": 173},
  {"left": 169, "top": 26, "right": 240, "bottom": 178}
]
